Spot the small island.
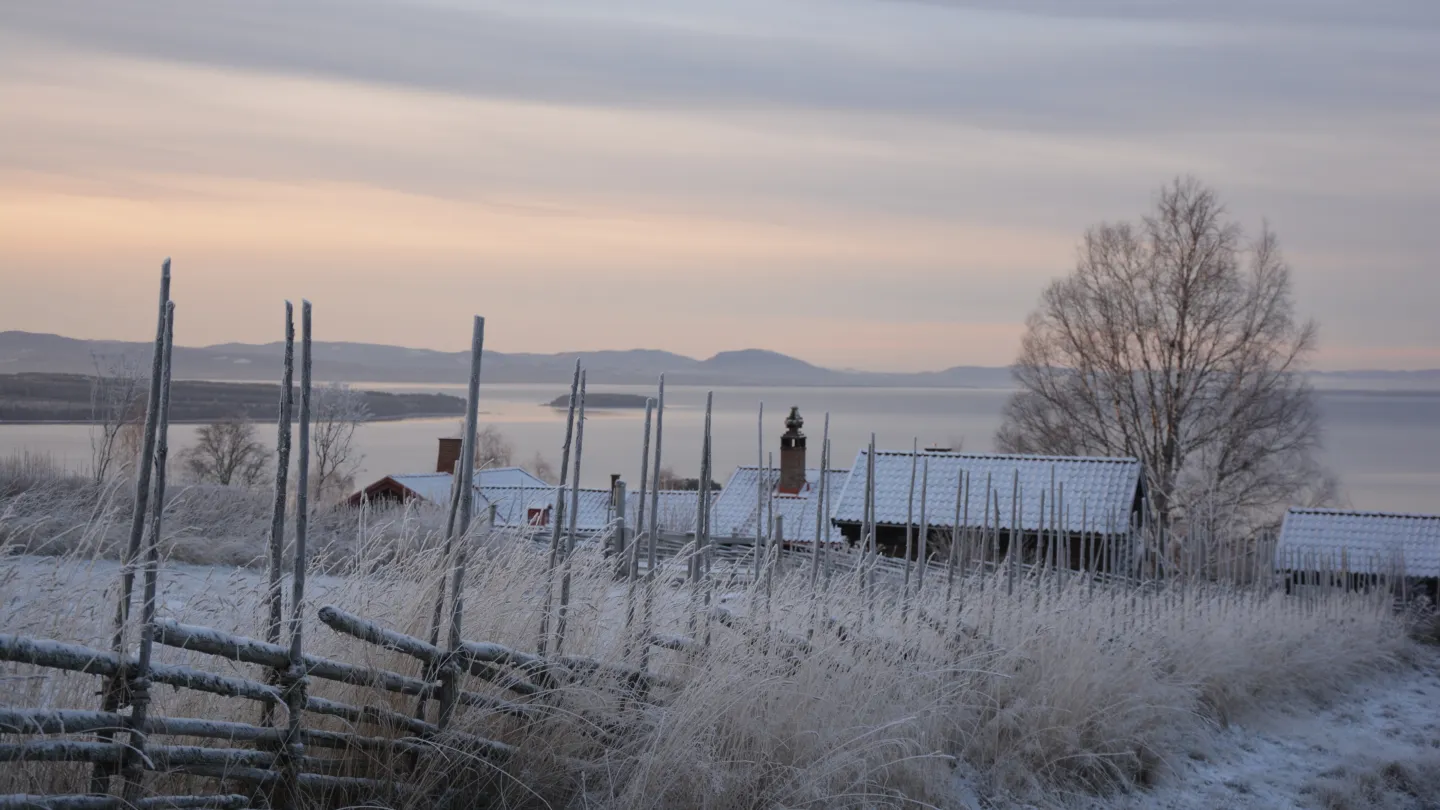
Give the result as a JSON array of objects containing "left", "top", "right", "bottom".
[{"left": 545, "top": 392, "right": 651, "bottom": 409}]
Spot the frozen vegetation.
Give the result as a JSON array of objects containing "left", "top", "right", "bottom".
[{"left": 2, "top": 469, "right": 1435, "bottom": 809}]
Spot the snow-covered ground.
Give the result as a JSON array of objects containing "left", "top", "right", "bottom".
[
  {"left": 1101, "top": 647, "right": 1440, "bottom": 810},
  {"left": 5, "top": 553, "right": 1437, "bottom": 809}
]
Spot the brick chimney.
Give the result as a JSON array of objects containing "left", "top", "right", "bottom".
[
  {"left": 778, "top": 406, "right": 806, "bottom": 494},
  {"left": 436, "top": 437, "right": 462, "bottom": 474}
]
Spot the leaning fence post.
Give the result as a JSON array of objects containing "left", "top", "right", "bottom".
[
  {"left": 94, "top": 259, "right": 169, "bottom": 795},
  {"left": 554, "top": 371, "right": 588, "bottom": 658},
  {"left": 640, "top": 377, "right": 665, "bottom": 675},
  {"left": 275, "top": 301, "right": 314, "bottom": 810},
  {"left": 536, "top": 361, "right": 581, "bottom": 658},
  {"left": 120, "top": 301, "right": 174, "bottom": 803},
  {"left": 439, "top": 316, "right": 485, "bottom": 728},
  {"left": 262, "top": 303, "right": 295, "bottom": 730},
  {"left": 625, "top": 401, "right": 651, "bottom": 658}
]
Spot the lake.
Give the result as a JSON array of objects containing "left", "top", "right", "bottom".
[{"left": 1, "top": 384, "right": 1436, "bottom": 514}]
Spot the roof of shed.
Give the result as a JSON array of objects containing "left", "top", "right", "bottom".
[
  {"left": 1277, "top": 508, "right": 1440, "bottom": 577},
  {"left": 830, "top": 450, "right": 1142, "bottom": 534},
  {"left": 624, "top": 490, "right": 706, "bottom": 534}
]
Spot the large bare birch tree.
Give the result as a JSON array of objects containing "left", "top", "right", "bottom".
[{"left": 996, "top": 178, "right": 1328, "bottom": 530}]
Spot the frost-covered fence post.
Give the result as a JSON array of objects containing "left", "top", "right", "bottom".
[
  {"left": 94, "top": 259, "right": 169, "bottom": 796},
  {"left": 612, "top": 481, "right": 627, "bottom": 580},
  {"left": 700, "top": 392, "right": 715, "bottom": 647},
  {"left": 537, "top": 361, "right": 580, "bottom": 658},
  {"left": 753, "top": 402, "right": 764, "bottom": 582},
  {"left": 916, "top": 457, "right": 930, "bottom": 600},
  {"left": 640, "top": 376, "right": 665, "bottom": 674},
  {"left": 810, "top": 413, "right": 829, "bottom": 589},
  {"left": 624, "top": 401, "right": 650, "bottom": 662},
  {"left": 276, "top": 300, "right": 314, "bottom": 810},
  {"left": 629, "top": 399, "right": 653, "bottom": 585},
  {"left": 946, "top": 470, "right": 966, "bottom": 604},
  {"left": 440, "top": 316, "right": 485, "bottom": 727},
  {"left": 120, "top": 301, "right": 174, "bottom": 804},
  {"left": 1006, "top": 473, "right": 1019, "bottom": 596},
  {"left": 554, "top": 371, "right": 587, "bottom": 658},
  {"left": 902, "top": 439, "right": 918, "bottom": 622},
  {"left": 687, "top": 394, "right": 712, "bottom": 640},
  {"left": 262, "top": 303, "right": 295, "bottom": 731},
  {"left": 863, "top": 434, "right": 877, "bottom": 626}
]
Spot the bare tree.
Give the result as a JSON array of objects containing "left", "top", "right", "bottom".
[
  {"left": 474, "top": 424, "right": 514, "bottom": 469},
  {"left": 996, "top": 177, "right": 1324, "bottom": 529},
  {"left": 181, "top": 418, "right": 271, "bottom": 487},
  {"left": 88, "top": 354, "right": 146, "bottom": 484},
  {"left": 525, "top": 451, "right": 557, "bottom": 483},
  {"left": 311, "top": 382, "right": 370, "bottom": 502}
]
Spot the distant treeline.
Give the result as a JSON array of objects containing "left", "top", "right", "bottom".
[{"left": 0, "top": 373, "right": 467, "bottom": 423}]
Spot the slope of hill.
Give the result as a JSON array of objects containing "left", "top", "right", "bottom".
[{"left": 2, "top": 331, "right": 1432, "bottom": 390}]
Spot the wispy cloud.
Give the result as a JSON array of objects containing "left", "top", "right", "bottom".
[{"left": 0, "top": 0, "right": 1436, "bottom": 369}]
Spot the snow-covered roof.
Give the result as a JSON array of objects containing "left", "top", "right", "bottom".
[
  {"left": 830, "top": 450, "right": 1142, "bottom": 534},
  {"left": 356, "top": 467, "right": 550, "bottom": 506},
  {"left": 1277, "top": 509, "right": 1440, "bottom": 578},
  {"left": 474, "top": 467, "right": 550, "bottom": 490},
  {"left": 482, "top": 486, "right": 617, "bottom": 532},
  {"left": 384, "top": 473, "right": 455, "bottom": 505},
  {"left": 709, "top": 467, "right": 849, "bottom": 545},
  {"left": 624, "top": 490, "right": 706, "bottom": 534}
]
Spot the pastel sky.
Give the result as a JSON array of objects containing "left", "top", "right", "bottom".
[{"left": 1, "top": 0, "right": 1437, "bottom": 371}]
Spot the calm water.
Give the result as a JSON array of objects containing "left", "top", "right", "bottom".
[{"left": 2, "top": 384, "right": 1436, "bottom": 514}]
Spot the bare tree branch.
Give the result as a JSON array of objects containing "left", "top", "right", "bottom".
[{"left": 88, "top": 354, "right": 146, "bottom": 485}]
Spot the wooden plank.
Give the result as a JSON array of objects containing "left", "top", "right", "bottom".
[
  {"left": 0, "top": 709, "right": 125, "bottom": 736},
  {"left": 0, "top": 635, "right": 121, "bottom": 677},
  {"left": 0, "top": 742, "right": 119, "bottom": 764},
  {"left": 0, "top": 796, "right": 250, "bottom": 810},
  {"left": 153, "top": 620, "right": 431, "bottom": 696},
  {"left": 318, "top": 606, "right": 540, "bottom": 699}
]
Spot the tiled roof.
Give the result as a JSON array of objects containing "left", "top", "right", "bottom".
[
  {"left": 482, "top": 486, "right": 617, "bottom": 532},
  {"left": 624, "top": 490, "right": 706, "bottom": 534},
  {"left": 709, "top": 467, "right": 849, "bottom": 544},
  {"left": 1277, "top": 509, "right": 1440, "bottom": 578},
  {"left": 830, "top": 451, "right": 1142, "bottom": 534}
]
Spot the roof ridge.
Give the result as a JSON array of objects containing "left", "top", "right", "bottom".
[
  {"left": 861, "top": 450, "right": 1140, "bottom": 464},
  {"left": 1287, "top": 507, "right": 1440, "bottom": 520}
]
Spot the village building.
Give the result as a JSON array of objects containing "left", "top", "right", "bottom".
[
  {"left": 1276, "top": 508, "right": 1440, "bottom": 601},
  {"left": 708, "top": 407, "right": 849, "bottom": 547},
  {"left": 828, "top": 449, "right": 1146, "bottom": 569},
  {"left": 624, "top": 490, "right": 706, "bottom": 535},
  {"left": 346, "top": 437, "right": 553, "bottom": 507}
]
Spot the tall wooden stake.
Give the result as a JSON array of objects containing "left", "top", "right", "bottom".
[
  {"left": 95, "top": 260, "right": 169, "bottom": 795},
  {"left": 640, "top": 376, "right": 664, "bottom": 675},
  {"left": 277, "top": 301, "right": 313, "bottom": 809},
  {"left": 120, "top": 301, "right": 174, "bottom": 803},
  {"left": 536, "top": 361, "right": 581, "bottom": 658},
  {"left": 439, "top": 316, "right": 485, "bottom": 728},
  {"left": 262, "top": 303, "right": 295, "bottom": 730},
  {"left": 554, "top": 371, "right": 587, "bottom": 657}
]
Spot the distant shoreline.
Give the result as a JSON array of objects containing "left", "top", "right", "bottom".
[
  {"left": 0, "top": 411, "right": 465, "bottom": 427},
  {"left": 0, "top": 372, "right": 469, "bottom": 424}
]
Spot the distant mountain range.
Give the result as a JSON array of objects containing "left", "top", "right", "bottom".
[{"left": 1, "top": 331, "right": 1436, "bottom": 390}]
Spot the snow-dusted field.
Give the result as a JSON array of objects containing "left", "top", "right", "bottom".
[{"left": 4, "top": 546, "right": 1434, "bottom": 810}]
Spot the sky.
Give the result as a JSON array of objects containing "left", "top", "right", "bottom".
[{"left": 1, "top": 0, "right": 1438, "bottom": 372}]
